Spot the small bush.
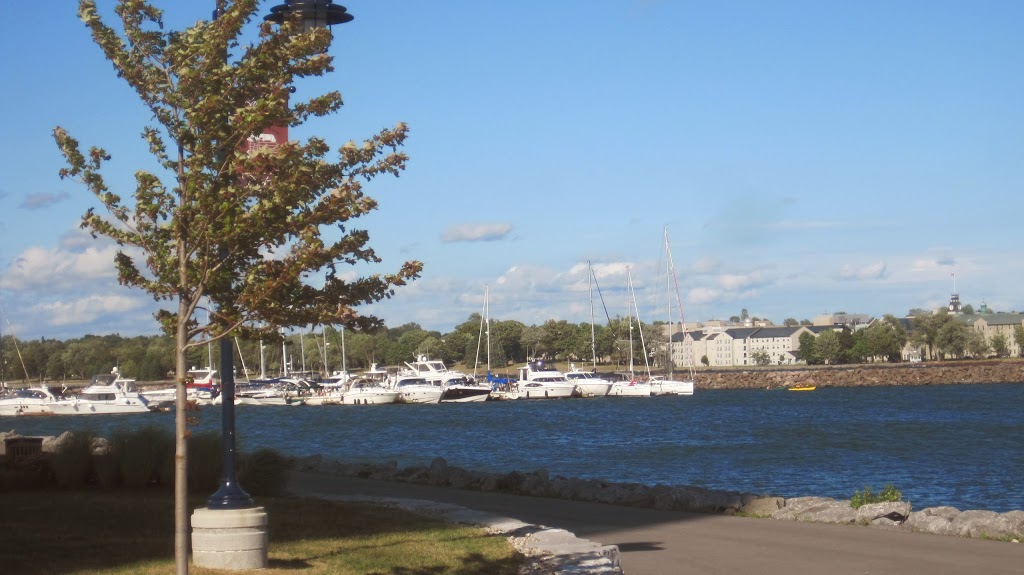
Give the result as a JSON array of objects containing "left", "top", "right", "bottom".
[
  {"left": 850, "top": 484, "right": 903, "bottom": 509},
  {"left": 49, "top": 431, "right": 97, "bottom": 489},
  {"left": 118, "top": 426, "right": 173, "bottom": 489}
]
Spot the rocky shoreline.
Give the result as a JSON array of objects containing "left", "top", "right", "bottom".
[
  {"left": 694, "top": 360, "right": 1024, "bottom": 389},
  {"left": 294, "top": 455, "right": 1024, "bottom": 542}
]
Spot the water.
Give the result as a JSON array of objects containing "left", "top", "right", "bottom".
[{"left": 8, "top": 383, "right": 1024, "bottom": 512}]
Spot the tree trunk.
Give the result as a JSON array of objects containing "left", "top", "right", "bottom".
[{"left": 175, "top": 300, "right": 189, "bottom": 575}]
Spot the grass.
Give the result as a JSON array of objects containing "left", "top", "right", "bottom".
[
  {"left": 0, "top": 491, "right": 522, "bottom": 575},
  {"left": 850, "top": 484, "right": 904, "bottom": 509}
]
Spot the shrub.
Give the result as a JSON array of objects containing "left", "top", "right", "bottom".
[
  {"left": 49, "top": 431, "right": 98, "bottom": 489},
  {"left": 850, "top": 484, "right": 903, "bottom": 509},
  {"left": 117, "top": 426, "right": 173, "bottom": 489}
]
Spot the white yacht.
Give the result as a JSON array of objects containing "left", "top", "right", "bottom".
[
  {"left": 51, "top": 369, "right": 152, "bottom": 415},
  {"left": 0, "top": 386, "right": 66, "bottom": 416},
  {"left": 564, "top": 364, "right": 614, "bottom": 397},
  {"left": 515, "top": 361, "right": 577, "bottom": 399},
  {"left": 392, "top": 374, "right": 442, "bottom": 404},
  {"left": 405, "top": 355, "right": 490, "bottom": 403},
  {"left": 342, "top": 365, "right": 400, "bottom": 405}
]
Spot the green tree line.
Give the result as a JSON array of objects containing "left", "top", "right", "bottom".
[{"left": 0, "top": 314, "right": 670, "bottom": 383}]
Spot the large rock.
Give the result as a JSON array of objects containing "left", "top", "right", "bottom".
[
  {"left": 856, "top": 501, "right": 911, "bottom": 526},
  {"left": 907, "top": 506, "right": 961, "bottom": 536},
  {"left": 740, "top": 497, "right": 785, "bottom": 517},
  {"left": 952, "top": 510, "right": 1022, "bottom": 540},
  {"left": 773, "top": 497, "right": 858, "bottom": 524}
]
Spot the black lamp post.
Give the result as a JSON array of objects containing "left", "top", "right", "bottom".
[{"left": 206, "top": 0, "right": 352, "bottom": 511}]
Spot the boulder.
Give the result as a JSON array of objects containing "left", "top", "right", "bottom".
[
  {"left": 773, "top": 497, "right": 858, "bottom": 524},
  {"left": 952, "top": 510, "right": 1020, "bottom": 540},
  {"left": 740, "top": 497, "right": 785, "bottom": 517},
  {"left": 856, "top": 501, "right": 911, "bottom": 526}
]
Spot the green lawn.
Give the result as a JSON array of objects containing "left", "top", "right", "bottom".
[{"left": 0, "top": 491, "right": 522, "bottom": 575}]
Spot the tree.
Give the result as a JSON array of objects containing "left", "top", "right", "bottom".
[
  {"left": 965, "top": 329, "right": 989, "bottom": 358},
  {"left": 1014, "top": 325, "right": 1024, "bottom": 357},
  {"left": 935, "top": 321, "right": 969, "bottom": 359},
  {"left": 800, "top": 319, "right": 812, "bottom": 326},
  {"left": 750, "top": 349, "right": 771, "bottom": 366},
  {"left": 991, "top": 334, "right": 1008, "bottom": 358},
  {"left": 54, "top": 2, "right": 421, "bottom": 571},
  {"left": 816, "top": 330, "right": 842, "bottom": 365},
  {"left": 783, "top": 318, "right": 799, "bottom": 327},
  {"left": 962, "top": 304, "right": 976, "bottom": 315},
  {"left": 798, "top": 332, "right": 818, "bottom": 365},
  {"left": 700, "top": 354, "right": 709, "bottom": 367}
]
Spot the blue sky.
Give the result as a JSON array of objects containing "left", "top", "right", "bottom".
[{"left": 1, "top": 0, "right": 1022, "bottom": 341}]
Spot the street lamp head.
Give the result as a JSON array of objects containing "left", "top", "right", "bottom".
[{"left": 265, "top": 0, "right": 353, "bottom": 32}]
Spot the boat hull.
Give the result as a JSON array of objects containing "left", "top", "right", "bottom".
[
  {"left": 650, "top": 380, "right": 694, "bottom": 396},
  {"left": 440, "top": 386, "right": 490, "bottom": 403},
  {"left": 608, "top": 382, "right": 652, "bottom": 397},
  {"left": 518, "top": 383, "right": 575, "bottom": 399}
]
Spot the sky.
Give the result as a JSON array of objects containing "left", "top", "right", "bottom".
[{"left": 1, "top": 0, "right": 1022, "bottom": 341}]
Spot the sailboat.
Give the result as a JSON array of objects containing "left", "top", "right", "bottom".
[
  {"left": 564, "top": 262, "right": 614, "bottom": 397},
  {"left": 649, "top": 227, "right": 695, "bottom": 396},
  {"left": 608, "top": 267, "right": 652, "bottom": 397},
  {"left": 477, "top": 285, "right": 518, "bottom": 400}
]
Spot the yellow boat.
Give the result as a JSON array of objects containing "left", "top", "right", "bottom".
[{"left": 788, "top": 385, "right": 817, "bottom": 392}]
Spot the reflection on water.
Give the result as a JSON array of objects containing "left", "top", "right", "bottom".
[{"left": 8, "top": 382, "right": 1024, "bottom": 512}]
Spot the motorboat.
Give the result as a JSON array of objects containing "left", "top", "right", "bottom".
[
  {"left": 50, "top": 369, "right": 152, "bottom": 415},
  {"left": 392, "top": 374, "right": 442, "bottom": 404},
  {"left": 564, "top": 364, "right": 614, "bottom": 397},
  {"left": 305, "top": 372, "right": 350, "bottom": 405},
  {"left": 515, "top": 361, "right": 577, "bottom": 399},
  {"left": 405, "top": 355, "right": 489, "bottom": 403},
  {"left": 140, "top": 366, "right": 220, "bottom": 407},
  {"left": 0, "top": 386, "right": 66, "bottom": 416},
  {"left": 342, "top": 365, "right": 399, "bottom": 405},
  {"left": 648, "top": 375, "right": 694, "bottom": 396}
]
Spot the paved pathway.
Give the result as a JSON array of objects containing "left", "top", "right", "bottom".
[{"left": 288, "top": 471, "right": 1023, "bottom": 575}]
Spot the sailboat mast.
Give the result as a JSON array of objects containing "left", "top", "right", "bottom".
[
  {"left": 664, "top": 227, "right": 674, "bottom": 378},
  {"left": 589, "top": 262, "right": 597, "bottom": 371},
  {"left": 474, "top": 286, "right": 487, "bottom": 378},
  {"left": 341, "top": 325, "right": 347, "bottom": 375},
  {"left": 486, "top": 286, "right": 492, "bottom": 373},
  {"left": 259, "top": 340, "right": 266, "bottom": 379}
]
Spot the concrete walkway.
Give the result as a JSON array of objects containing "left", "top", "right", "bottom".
[{"left": 288, "top": 471, "right": 1023, "bottom": 575}]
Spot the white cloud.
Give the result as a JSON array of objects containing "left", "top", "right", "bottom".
[
  {"left": 689, "top": 287, "right": 719, "bottom": 305},
  {"left": 32, "top": 294, "right": 146, "bottom": 326},
  {"left": 837, "top": 262, "right": 888, "bottom": 281},
  {"left": 441, "top": 223, "right": 514, "bottom": 243},
  {"left": 718, "top": 272, "right": 767, "bottom": 291},
  {"left": 0, "top": 244, "right": 119, "bottom": 290}
]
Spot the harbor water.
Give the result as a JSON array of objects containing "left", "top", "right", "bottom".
[{"left": 8, "top": 382, "right": 1024, "bottom": 512}]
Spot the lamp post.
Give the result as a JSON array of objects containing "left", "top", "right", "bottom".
[
  {"left": 205, "top": 0, "right": 352, "bottom": 511},
  {"left": 193, "top": 1, "right": 353, "bottom": 570}
]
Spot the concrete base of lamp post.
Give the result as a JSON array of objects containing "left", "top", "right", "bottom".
[{"left": 191, "top": 507, "right": 269, "bottom": 570}]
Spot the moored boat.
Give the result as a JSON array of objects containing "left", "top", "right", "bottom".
[
  {"left": 0, "top": 386, "right": 66, "bottom": 416},
  {"left": 565, "top": 364, "right": 614, "bottom": 397},
  {"left": 515, "top": 361, "right": 576, "bottom": 399},
  {"left": 50, "top": 369, "right": 152, "bottom": 415}
]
